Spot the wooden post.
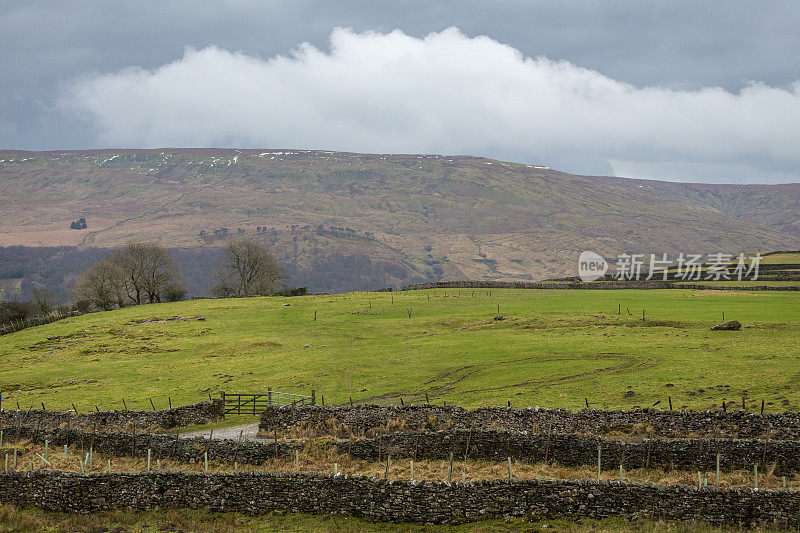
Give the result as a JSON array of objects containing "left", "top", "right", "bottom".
[
  {"left": 384, "top": 455, "right": 390, "bottom": 479},
  {"left": 448, "top": 452, "right": 453, "bottom": 483},
  {"left": 722, "top": 401, "right": 727, "bottom": 413},
  {"left": 761, "top": 399, "right": 765, "bottom": 414},
  {"left": 507, "top": 457, "right": 512, "bottom": 481},
  {"left": 425, "top": 392, "right": 429, "bottom": 404},
  {"left": 122, "top": 399, "right": 128, "bottom": 411},
  {"left": 147, "top": 449, "right": 151, "bottom": 471},
  {"left": 597, "top": 447, "right": 601, "bottom": 479},
  {"left": 72, "top": 403, "right": 78, "bottom": 414},
  {"left": 754, "top": 464, "right": 758, "bottom": 489},
  {"left": 267, "top": 388, "right": 272, "bottom": 406},
  {"left": 321, "top": 395, "right": 324, "bottom": 406},
  {"left": 716, "top": 453, "right": 720, "bottom": 485},
  {"left": 334, "top": 463, "right": 338, "bottom": 475},
  {"left": 410, "top": 459, "right": 414, "bottom": 481},
  {"left": 742, "top": 396, "right": 746, "bottom": 411},
  {"left": 168, "top": 397, "right": 172, "bottom": 409},
  {"left": 585, "top": 397, "right": 589, "bottom": 409},
  {"left": 311, "top": 390, "right": 316, "bottom": 406},
  {"left": 349, "top": 397, "right": 353, "bottom": 408},
  {"left": 620, "top": 464, "right": 623, "bottom": 482},
  {"left": 44, "top": 440, "right": 49, "bottom": 461},
  {"left": 314, "top": 310, "right": 317, "bottom": 321},
  {"left": 204, "top": 451, "right": 208, "bottom": 473},
  {"left": 149, "top": 398, "right": 156, "bottom": 411},
  {"left": 668, "top": 397, "right": 672, "bottom": 411}
]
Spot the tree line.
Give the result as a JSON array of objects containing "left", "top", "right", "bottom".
[{"left": 73, "top": 240, "right": 287, "bottom": 311}]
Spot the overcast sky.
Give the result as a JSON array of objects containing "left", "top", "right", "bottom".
[{"left": 1, "top": 1, "right": 798, "bottom": 183}]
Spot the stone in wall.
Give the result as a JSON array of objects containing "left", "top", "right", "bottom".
[{"left": 260, "top": 404, "right": 800, "bottom": 440}]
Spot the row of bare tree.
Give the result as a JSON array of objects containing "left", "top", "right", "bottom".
[{"left": 74, "top": 240, "right": 287, "bottom": 311}]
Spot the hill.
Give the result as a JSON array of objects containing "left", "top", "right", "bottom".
[
  {"left": 1, "top": 288, "right": 798, "bottom": 413},
  {"left": 1, "top": 149, "right": 799, "bottom": 293}
]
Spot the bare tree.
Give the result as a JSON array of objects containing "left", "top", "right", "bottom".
[
  {"left": 74, "top": 242, "right": 185, "bottom": 309},
  {"left": 31, "top": 286, "right": 56, "bottom": 315},
  {"left": 110, "top": 242, "right": 185, "bottom": 304},
  {"left": 73, "top": 259, "right": 125, "bottom": 310},
  {"left": 211, "top": 240, "right": 287, "bottom": 297}
]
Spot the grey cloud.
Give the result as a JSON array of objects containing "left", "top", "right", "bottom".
[{"left": 1, "top": 1, "right": 799, "bottom": 182}]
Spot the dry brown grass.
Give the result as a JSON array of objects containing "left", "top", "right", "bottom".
[{"left": 2, "top": 440, "right": 794, "bottom": 491}]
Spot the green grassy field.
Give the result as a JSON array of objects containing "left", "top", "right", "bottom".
[
  {"left": 1, "top": 288, "right": 799, "bottom": 413},
  {"left": 0, "top": 505, "right": 784, "bottom": 533}
]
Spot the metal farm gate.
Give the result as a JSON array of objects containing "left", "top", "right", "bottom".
[{"left": 221, "top": 389, "right": 315, "bottom": 416}]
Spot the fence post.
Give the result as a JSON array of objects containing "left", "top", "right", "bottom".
[
  {"left": 597, "top": 446, "right": 601, "bottom": 479},
  {"left": 311, "top": 390, "right": 316, "bottom": 406},
  {"left": 220, "top": 392, "right": 225, "bottom": 419},
  {"left": 268, "top": 388, "right": 272, "bottom": 407}
]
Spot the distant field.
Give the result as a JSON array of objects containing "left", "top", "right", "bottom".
[
  {"left": 1, "top": 288, "right": 799, "bottom": 413},
  {"left": 675, "top": 280, "right": 800, "bottom": 287}
]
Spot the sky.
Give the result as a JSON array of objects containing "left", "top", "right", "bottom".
[{"left": 1, "top": 1, "right": 799, "bottom": 183}]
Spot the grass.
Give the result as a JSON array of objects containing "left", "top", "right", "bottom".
[
  {"left": 3, "top": 440, "right": 794, "bottom": 491},
  {"left": 0, "top": 505, "right": 789, "bottom": 533},
  {"left": 1, "top": 288, "right": 799, "bottom": 413}
]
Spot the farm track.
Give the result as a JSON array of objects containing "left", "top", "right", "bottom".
[
  {"left": 77, "top": 171, "right": 234, "bottom": 247},
  {"left": 181, "top": 421, "right": 260, "bottom": 441},
  {"left": 363, "top": 354, "right": 653, "bottom": 405}
]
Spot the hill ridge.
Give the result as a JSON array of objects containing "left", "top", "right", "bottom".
[{"left": 1, "top": 148, "right": 798, "bottom": 289}]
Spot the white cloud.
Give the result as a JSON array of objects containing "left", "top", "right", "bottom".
[{"left": 61, "top": 27, "right": 800, "bottom": 183}]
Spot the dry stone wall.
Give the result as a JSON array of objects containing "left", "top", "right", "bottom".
[
  {"left": 260, "top": 404, "right": 800, "bottom": 439},
  {"left": 4, "top": 425, "right": 296, "bottom": 465},
  {"left": 341, "top": 430, "right": 800, "bottom": 474},
  {"left": 0, "top": 471, "right": 797, "bottom": 527},
  {"left": 401, "top": 280, "right": 800, "bottom": 291},
  {"left": 0, "top": 400, "right": 223, "bottom": 430},
  {"left": 9, "top": 425, "right": 799, "bottom": 474}
]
